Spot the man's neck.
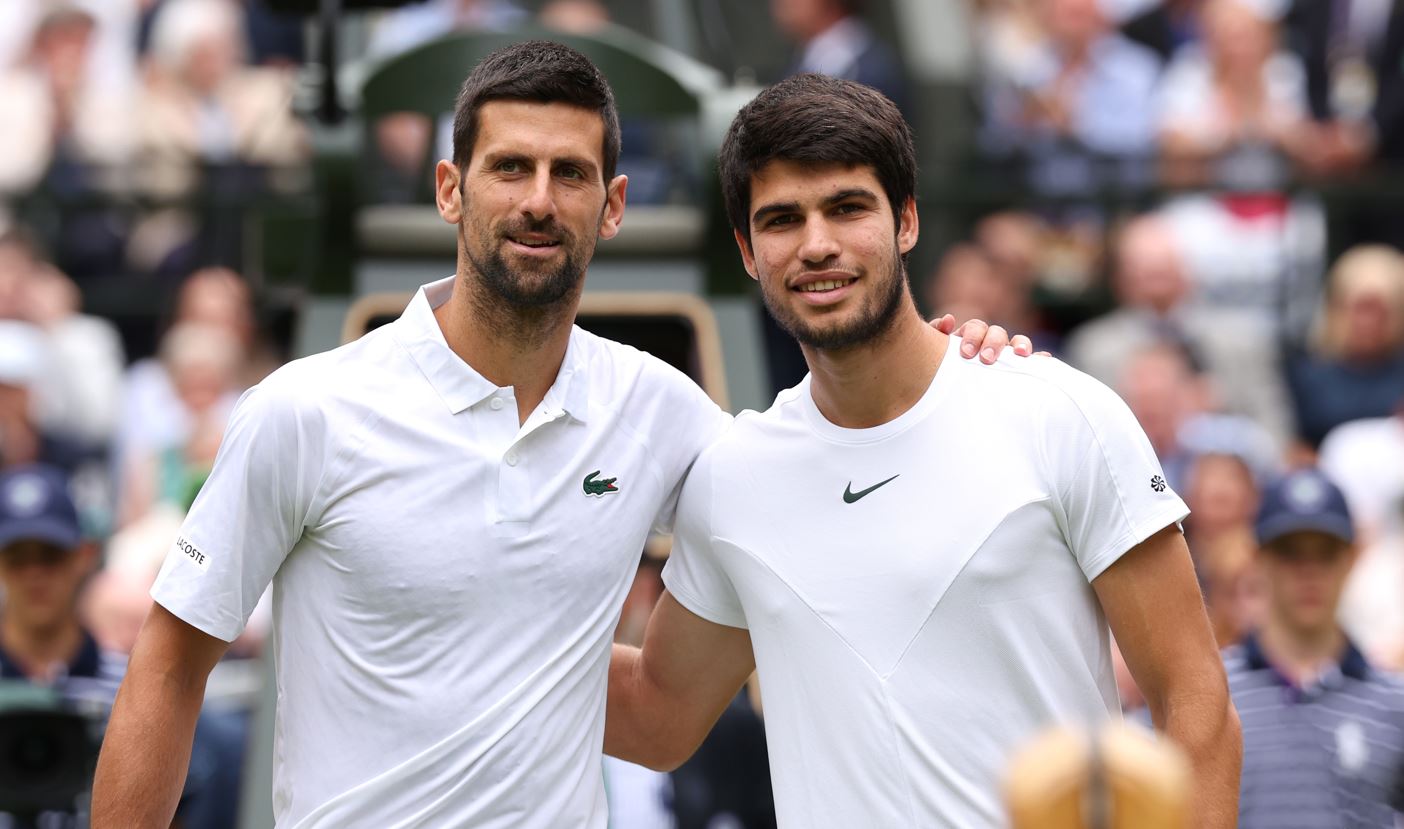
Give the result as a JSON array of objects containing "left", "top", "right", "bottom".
[
  {"left": 1257, "top": 616, "right": 1347, "bottom": 686},
  {"left": 1, "top": 615, "right": 84, "bottom": 682},
  {"left": 434, "top": 271, "right": 578, "bottom": 424},
  {"left": 804, "top": 309, "right": 947, "bottom": 429}
]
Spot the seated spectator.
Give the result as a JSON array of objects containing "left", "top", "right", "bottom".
[
  {"left": 1157, "top": 0, "right": 1311, "bottom": 188},
  {"left": 0, "top": 228, "right": 125, "bottom": 448},
  {"left": 539, "top": 0, "right": 610, "bottom": 34},
  {"left": 0, "top": 3, "right": 134, "bottom": 195},
  {"left": 367, "top": 0, "right": 526, "bottom": 190},
  {"left": 1183, "top": 451, "right": 1260, "bottom": 557},
  {"left": 771, "top": 0, "right": 910, "bottom": 118},
  {"left": 117, "top": 322, "right": 243, "bottom": 527},
  {"left": 130, "top": 0, "right": 307, "bottom": 272},
  {"left": 980, "top": 0, "right": 1161, "bottom": 191},
  {"left": 1064, "top": 214, "right": 1294, "bottom": 449},
  {"left": 1117, "top": 339, "right": 1213, "bottom": 489},
  {"left": 0, "top": 464, "right": 247, "bottom": 828},
  {"left": 116, "top": 267, "right": 260, "bottom": 502},
  {"left": 0, "top": 321, "right": 90, "bottom": 475},
  {"left": 1287, "top": 244, "right": 1404, "bottom": 447},
  {"left": 1224, "top": 468, "right": 1404, "bottom": 827},
  {"left": 1197, "top": 528, "right": 1264, "bottom": 646}
]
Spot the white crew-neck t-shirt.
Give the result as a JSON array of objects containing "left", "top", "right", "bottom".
[
  {"left": 664, "top": 342, "right": 1189, "bottom": 828},
  {"left": 151, "top": 277, "right": 728, "bottom": 828}
]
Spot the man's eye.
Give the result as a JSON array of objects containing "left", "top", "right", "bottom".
[
  {"left": 833, "top": 203, "right": 861, "bottom": 215},
  {"left": 558, "top": 166, "right": 583, "bottom": 180},
  {"left": 767, "top": 215, "right": 798, "bottom": 227},
  {"left": 497, "top": 160, "right": 522, "bottom": 173}
]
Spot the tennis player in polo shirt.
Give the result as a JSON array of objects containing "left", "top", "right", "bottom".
[
  {"left": 90, "top": 43, "right": 1024, "bottom": 828},
  {"left": 604, "top": 74, "right": 1242, "bottom": 828}
]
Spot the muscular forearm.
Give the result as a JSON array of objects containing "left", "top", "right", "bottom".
[
  {"left": 605, "top": 644, "right": 684, "bottom": 771},
  {"left": 91, "top": 662, "right": 208, "bottom": 826},
  {"left": 1151, "top": 687, "right": 1243, "bottom": 829}
]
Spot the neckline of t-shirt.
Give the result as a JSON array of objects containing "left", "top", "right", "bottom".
[{"left": 797, "top": 336, "right": 960, "bottom": 444}]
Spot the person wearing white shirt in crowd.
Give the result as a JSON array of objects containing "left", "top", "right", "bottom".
[
  {"left": 89, "top": 43, "right": 1025, "bottom": 828},
  {"left": 605, "top": 73, "right": 1240, "bottom": 829}
]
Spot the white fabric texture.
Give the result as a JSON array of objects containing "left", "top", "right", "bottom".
[
  {"left": 152, "top": 277, "right": 727, "bottom": 827},
  {"left": 664, "top": 343, "right": 1189, "bottom": 827}
]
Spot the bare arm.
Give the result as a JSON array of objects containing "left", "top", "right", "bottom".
[
  {"left": 91, "top": 602, "right": 229, "bottom": 828},
  {"left": 1093, "top": 525, "right": 1242, "bottom": 829},
  {"left": 606, "top": 591, "right": 756, "bottom": 771}
]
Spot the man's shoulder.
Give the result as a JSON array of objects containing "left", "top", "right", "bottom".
[
  {"left": 957, "top": 352, "right": 1123, "bottom": 422},
  {"left": 254, "top": 327, "right": 407, "bottom": 409},
  {"left": 573, "top": 326, "right": 724, "bottom": 419}
]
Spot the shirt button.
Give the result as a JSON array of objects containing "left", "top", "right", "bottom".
[
  {"left": 505, "top": 450, "right": 519, "bottom": 466},
  {"left": 489, "top": 397, "right": 505, "bottom": 411}
]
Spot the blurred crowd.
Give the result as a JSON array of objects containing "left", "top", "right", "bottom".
[{"left": 0, "top": 0, "right": 1402, "bottom": 827}]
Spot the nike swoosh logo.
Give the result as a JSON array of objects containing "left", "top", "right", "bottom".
[{"left": 843, "top": 475, "right": 900, "bottom": 503}]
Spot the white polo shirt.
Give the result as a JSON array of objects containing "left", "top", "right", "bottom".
[
  {"left": 663, "top": 342, "right": 1189, "bottom": 828},
  {"left": 151, "top": 277, "right": 728, "bottom": 828}
]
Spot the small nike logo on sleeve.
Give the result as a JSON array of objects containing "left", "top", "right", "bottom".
[{"left": 843, "top": 475, "right": 900, "bottom": 503}]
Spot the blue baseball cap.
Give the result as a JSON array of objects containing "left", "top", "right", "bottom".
[
  {"left": 0, "top": 465, "right": 82, "bottom": 551},
  {"left": 1255, "top": 467, "right": 1355, "bottom": 548}
]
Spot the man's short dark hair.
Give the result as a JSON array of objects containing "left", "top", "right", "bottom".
[
  {"left": 451, "top": 40, "right": 622, "bottom": 184},
  {"left": 719, "top": 73, "right": 916, "bottom": 243}
]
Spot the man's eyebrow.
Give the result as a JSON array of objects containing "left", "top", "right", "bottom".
[{"left": 751, "top": 188, "right": 881, "bottom": 226}]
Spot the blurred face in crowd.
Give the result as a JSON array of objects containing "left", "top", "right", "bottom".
[
  {"left": 182, "top": 21, "right": 242, "bottom": 94},
  {"left": 0, "top": 540, "right": 92, "bottom": 636},
  {"left": 1043, "top": 0, "right": 1107, "bottom": 53},
  {"left": 1185, "top": 454, "right": 1258, "bottom": 540},
  {"left": 926, "top": 244, "right": 1010, "bottom": 325},
  {"left": 1119, "top": 345, "right": 1204, "bottom": 455},
  {"left": 1337, "top": 284, "right": 1402, "bottom": 362},
  {"left": 1203, "top": 0, "right": 1275, "bottom": 77},
  {"left": 32, "top": 13, "right": 95, "bottom": 93},
  {"left": 0, "top": 242, "right": 34, "bottom": 320},
  {"left": 1115, "top": 218, "right": 1188, "bottom": 314},
  {"left": 736, "top": 160, "right": 917, "bottom": 351},
  {"left": 176, "top": 268, "right": 254, "bottom": 347},
  {"left": 771, "top": 0, "right": 847, "bottom": 42},
  {"left": 436, "top": 101, "right": 625, "bottom": 313},
  {"left": 1257, "top": 531, "right": 1356, "bottom": 638}
]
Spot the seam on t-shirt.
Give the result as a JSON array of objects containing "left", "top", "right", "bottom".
[
  {"left": 877, "top": 682, "right": 924, "bottom": 826},
  {"left": 709, "top": 531, "right": 899, "bottom": 679},
  {"left": 887, "top": 495, "right": 1052, "bottom": 678}
]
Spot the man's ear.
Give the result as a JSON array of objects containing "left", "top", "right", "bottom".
[
  {"left": 897, "top": 195, "right": 919, "bottom": 256},
  {"left": 435, "top": 160, "right": 463, "bottom": 224},
  {"left": 733, "top": 229, "right": 759, "bottom": 281},
  {"left": 598, "top": 174, "right": 629, "bottom": 240}
]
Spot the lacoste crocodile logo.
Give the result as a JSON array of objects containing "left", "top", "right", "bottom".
[
  {"left": 843, "top": 475, "right": 900, "bottom": 504},
  {"left": 583, "top": 470, "right": 620, "bottom": 497}
]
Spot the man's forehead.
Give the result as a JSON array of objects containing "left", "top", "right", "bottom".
[
  {"left": 474, "top": 99, "right": 605, "bottom": 159},
  {"left": 750, "top": 160, "right": 883, "bottom": 199}
]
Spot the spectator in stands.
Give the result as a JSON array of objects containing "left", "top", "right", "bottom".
[
  {"left": 979, "top": 0, "right": 1161, "bottom": 191},
  {"left": 0, "top": 229, "right": 125, "bottom": 448},
  {"left": 0, "top": 465, "right": 116, "bottom": 691},
  {"left": 1157, "top": 0, "right": 1311, "bottom": 188},
  {"left": 0, "top": 321, "right": 90, "bottom": 475},
  {"left": 131, "top": 0, "right": 306, "bottom": 273},
  {"left": 116, "top": 268, "right": 255, "bottom": 524},
  {"left": 0, "top": 3, "right": 136, "bottom": 193},
  {"left": 367, "top": 0, "right": 526, "bottom": 189},
  {"left": 539, "top": 0, "right": 610, "bottom": 34},
  {"left": 117, "top": 322, "right": 242, "bottom": 527},
  {"left": 1064, "top": 214, "right": 1295, "bottom": 449},
  {"left": 1224, "top": 467, "right": 1404, "bottom": 828},
  {"left": 1117, "top": 340, "right": 1212, "bottom": 490},
  {"left": 771, "top": 0, "right": 910, "bottom": 118},
  {"left": 1287, "top": 244, "right": 1404, "bottom": 448},
  {"left": 1281, "top": 0, "right": 1404, "bottom": 175},
  {"left": 922, "top": 243, "right": 1007, "bottom": 325},
  {"left": 1183, "top": 451, "right": 1260, "bottom": 555},
  {"left": 1198, "top": 528, "right": 1263, "bottom": 646},
  {"left": 1320, "top": 412, "right": 1404, "bottom": 668}
]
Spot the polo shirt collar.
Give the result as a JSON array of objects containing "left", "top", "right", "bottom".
[
  {"left": 1242, "top": 631, "right": 1372, "bottom": 683},
  {"left": 393, "top": 277, "right": 592, "bottom": 421}
]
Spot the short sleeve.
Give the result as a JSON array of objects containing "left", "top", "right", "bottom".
[
  {"left": 648, "top": 372, "right": 731, "bottom": 536},
  {"left": 1041, "top": 368, "right": 1190, "bottom": 582},
  {"left": 661, "top": 448, "right": 747, "bottom": 630},
  {"left": 150, "top": 375, "right": 325, "bottom": 641}
]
